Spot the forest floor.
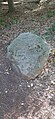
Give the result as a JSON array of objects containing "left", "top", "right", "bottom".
[{"left": 0, "top": 0, "right": 55, "bottom": 119}]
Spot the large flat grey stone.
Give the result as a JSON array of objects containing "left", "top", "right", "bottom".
[{"left": 7, "top": 32, "right": 50, "bottom": 79}]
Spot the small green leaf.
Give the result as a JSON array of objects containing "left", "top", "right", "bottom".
[{"left": 52, "top": 58, "right": 55, "bottom": 63}]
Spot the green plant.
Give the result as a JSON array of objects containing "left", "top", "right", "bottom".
[
  {"left": 52, "top": 58, "right": 55, "bottom": 63},
  {"left": 0, "top": 19, "right": 5, "bottom": 25},
  {"left": 40, "top": 15, "right": 47, "bottom": 20},
  {"left": 45, "top": 22, "right": 55, "bottom": 36},
  {"left": 47, "top": 10, "right": 55, "bottom": 18}
]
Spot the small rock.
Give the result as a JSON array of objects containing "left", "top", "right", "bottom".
[
  {"left": 27, "top": 85, "right": 30, "bottom": 88},
  {"left": 5, "top": 69, "right": 8, "bottom": 71},
  {"left": 45, "top": 68, "right": 49, "bottom": 73},
  {"left": 51, "top": 80, "right": 55, "bottom": 85},
  {"left": 5, "top": 90, "right": 8, "bottom": 93},
  {"left": 9, "top": 67, "right": 11, "bottom": 70},
  {"left": 18, "top": 116, "right": 25, "bottom": 119},
  {"left": 21, "top": 102, "right": 24, "bottom": 106},
  {"left": 4, "top": 71, "right": 9, "bottom": 74},
  {"left": 19, "top": 84, "right": 22, "bottom": 87},
  {"left": 27, "top": 81, "right": 28, "bottom": 84},
  {"left": 31, "top": 83, "right": 34, "bottom": 87}
]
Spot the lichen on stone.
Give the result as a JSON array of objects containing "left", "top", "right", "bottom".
[{"left": 7, "top": 32, "right": 50, "bottom": 79}]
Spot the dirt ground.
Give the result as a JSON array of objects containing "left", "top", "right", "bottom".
[{"left": 0, "top": 0, "right": 55, "bottom": 119}]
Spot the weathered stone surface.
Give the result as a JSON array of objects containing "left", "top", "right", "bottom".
[{"left": 7, "top": 32, "right": 50, "bottom": 79}]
